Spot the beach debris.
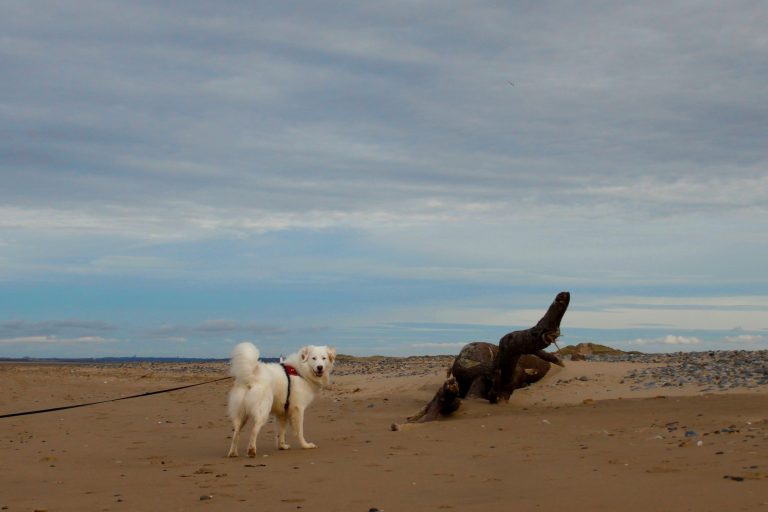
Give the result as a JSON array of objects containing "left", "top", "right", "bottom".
[
  {"left": 405, "top": 292, "right": 570, "bottom": 422},
  {"left": 199, "top": 494, "right": 213, "bottom": 500},
  {"left": 406, "top": 377, "right": 461, "bottom": 423},
  {"left": 479, "top": 291, "right": 569, "bottom": 403},
  {"left": 449, "top": 344, "right": 560, "bottom": 401}
]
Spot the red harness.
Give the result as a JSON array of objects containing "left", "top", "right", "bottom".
[{"left": 281, "top": 364, "right": 300, "bottom": 411}]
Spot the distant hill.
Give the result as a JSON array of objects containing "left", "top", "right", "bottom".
[{"left": 556, "top": 342, "right": 628, "bottom": 357}]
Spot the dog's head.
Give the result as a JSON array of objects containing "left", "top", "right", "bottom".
[{"left": 299, "top": 345, "right": 337, "bottom": 385}]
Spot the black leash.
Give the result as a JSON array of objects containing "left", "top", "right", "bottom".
[{"left": 0, "top": 376, "right": 233, "bottom": 419}]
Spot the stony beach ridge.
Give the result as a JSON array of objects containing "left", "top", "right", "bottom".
[
  {"left": 592, "top": 349, "right": 768, "bottom": 391},
  {"left": 21, "top": 349, "right": 765, "bottom": 389}
]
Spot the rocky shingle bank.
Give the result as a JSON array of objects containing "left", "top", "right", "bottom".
[
  {"left": 590, "top": 350, "right": 768, "bottom": 391},
  {"left": 34, "top": 350, "right": 767, "bottom": 391}
]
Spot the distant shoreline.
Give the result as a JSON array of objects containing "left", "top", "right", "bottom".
[
  {"left": 1, "top": 348, "right": 766, "bottom": 365},
  {"left": 0, "top": 356, "right": 233, "bottom": 364}
]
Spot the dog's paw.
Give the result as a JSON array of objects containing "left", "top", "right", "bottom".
[
  {"left": 247, "top": 447, "right": 257, "bottom": 457},
  {"left": 301, "top": 442, "right": 317, "bottom": 449},
  {"left": 278, "top": 443, "right": 291, "bottom": 450}
]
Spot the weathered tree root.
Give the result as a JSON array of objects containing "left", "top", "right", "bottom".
[
  {"left": 489, "top": 291, "right": 570, "bottom": 403},
  {"left": 406, "top": 377, "right": 461, "bottom": 423},
  {"left": 405, "top": 291, "right": 570, "bottom": 422}
]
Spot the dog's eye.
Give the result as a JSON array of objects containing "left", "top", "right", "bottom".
[
  {"left": 312, "top": 357, "right": 317, "bottom": 361},
  {"left": 322, "top": 357, "right": 327, "bottom": 361}
]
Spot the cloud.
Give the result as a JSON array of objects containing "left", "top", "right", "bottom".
[
  {"left": 155, "top": 337, "right": 188, "bottom": 343},
  {"left": 1, "top": 1, "right": 767, "bottom": 357},
  {"left": 594, "top": 296, "right": 768, "bottom": 309},
  {"left": 409, "top": 342, "right": 467, "bottom": 349},
  {"left": 0, "top": 320, "right": 119, "bottom": 346},
  {"left": 3, "top": 2, "right": 767, "bottom": 224},
  {"left": 723, "top": 334, "right": 766, "bottom": 344},
  {"left": 142, "top": 320, "right": 290, "bottom": 341},
  {"left": 0, "top": 319, "right": 116, "bottom": 336},
  {"left": 629, "top": 335, "right": 702, "bottom": 347},
  {"left": 0, "top": 335, "right": 113, "bottom": 345}
]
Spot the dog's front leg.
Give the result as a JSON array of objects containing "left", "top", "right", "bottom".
[
  {"left": 276, "top": 414, "right": 291, "bottom": 450},
  {"left": 289, "top": 407, "right": 317, "bottom": 449}
]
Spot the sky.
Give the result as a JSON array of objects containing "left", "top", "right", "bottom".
[{"left": 1, "top": 1, "right": 767, "bottom": 358}]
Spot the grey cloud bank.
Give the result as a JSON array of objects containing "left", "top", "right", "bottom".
[{"left": 1, "top": 1, "right": 766, "bottom": 357}]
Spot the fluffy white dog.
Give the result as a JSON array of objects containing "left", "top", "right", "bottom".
[{"left": 226, "top": 342, "right": 336, "bottom": 457}]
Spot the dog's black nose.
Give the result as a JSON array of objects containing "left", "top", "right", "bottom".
[{"left": 317, "top": 365, "right": 324, "bottom": 372}]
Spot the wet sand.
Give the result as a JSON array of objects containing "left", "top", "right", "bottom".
[{"left": 1, "top": 355, "right": 767, "bottom": 511}]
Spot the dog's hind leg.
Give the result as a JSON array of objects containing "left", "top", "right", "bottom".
[
  {"left": 289, "top": 407, "right": 317, "bottom": 449},
  {"left": 227, "top": 416, "right": 245, "bottom": 457},
  {"left": 246, "top": 420, "right": 266, "bottom": 458},
  {"left": 276, "top": 414, "right": 291, "bottom": 450},
  {"left": 227, "top": 385, "right": 249, "bottom": 457},
  {"left": 246, "top": 395, "right": 272, "bottom": 458}
]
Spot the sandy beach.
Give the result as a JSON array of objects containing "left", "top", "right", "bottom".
[{"left": 1, "top": 354, "right": 767, "bottom": 512}]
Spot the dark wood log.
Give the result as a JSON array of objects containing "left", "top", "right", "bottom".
[
  {"left": 449, "top": 345, "right": 562, "bottom": 399},
  {"left": 406, "top": 292, "right": 570, "bottom": 422},
  {"left": 489, "top": 291, "right": 570, "bottom": 403},
  {"left": 450, "top": 342, "right": 497, "bottom": 398},
  {"left": 533, "top": 349, "right": 565, "bottom": 367},
  {"left": 406, "top": 377, "right": 461, "bottom": 423}
]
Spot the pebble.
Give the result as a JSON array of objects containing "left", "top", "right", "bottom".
[
  {"left": 65, "top": 349, "right": 767, "bottom": 392},
  {"left": 592, "top": 350, "right": 768, "bottom": 390},
  {"left": 200, "top": 495, "right": 213, "bottom": 501}
]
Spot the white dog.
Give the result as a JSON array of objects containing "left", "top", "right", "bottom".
[{"left": 226, "top": 342, "right": 336, "bottom": 457}]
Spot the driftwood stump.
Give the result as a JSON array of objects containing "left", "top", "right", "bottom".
[
  {"left": 406, "top": 378, "right": 461, "bottom": 423},
  {"left": 451, "top": 343, "right": 562, "bottom": 399},
  {"left": 489, "top": 291, "right": 570, "bottom": 403},
  {"left": 407, "top": 291, "right": 570, "bottom": 422}
]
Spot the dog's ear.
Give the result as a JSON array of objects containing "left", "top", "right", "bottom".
[
  {"left": 327, "top": 347, "right": 337, "bottom": 363},
  {"left": 300, "top": 346, "right": 310, "bottom": 361}
]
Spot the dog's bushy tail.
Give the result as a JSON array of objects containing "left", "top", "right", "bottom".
[{"left": 230, "top": 342, "right": 261, "bottom": 382}]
